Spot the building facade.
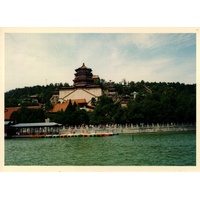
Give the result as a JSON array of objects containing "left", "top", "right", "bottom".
[{"left": 50, "top": 63, "right": 103, "bottom": 111}]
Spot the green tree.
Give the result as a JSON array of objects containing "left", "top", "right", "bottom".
[{"left": 10, "top": 107, "right": 45, "bottom": 123}]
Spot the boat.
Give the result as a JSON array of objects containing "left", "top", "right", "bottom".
[
  {"left": 59, "top": 131, "right": 118, "bottom": 138},
  {"left": 44, "top": 134, "right": 60, "bottom": 138},
  {"left": 59, "top": 133, "right": 68, "bottom": 138}
]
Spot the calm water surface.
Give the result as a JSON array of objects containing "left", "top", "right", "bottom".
[{"left": 5, "top": 131, "right": 196, "bottom": 166}]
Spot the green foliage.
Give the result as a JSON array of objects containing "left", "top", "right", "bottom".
[
  {"left": 124, "top": 82, "right": 196, "bottom": 124},
  {"left": 5, "top": 83, "right": 69, "bottom": 110},
  {"left": 5, "top": 81, "right": 196, "bottom": 125},
  {"left": 89, "top": 96, "right": 124, "bottom": 125},
  {"left": 10, "top": 107, "right": 45, "bottom": 123},
  {"left": 91, "top": 97, "right": 96, "bottom": 106},
  {"left": 51, "top": 100, "right": 89, "bottom": 126}
]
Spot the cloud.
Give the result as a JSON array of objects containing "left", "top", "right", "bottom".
[{"left": 5, "top": 33, "right": 196, "bottom": 91}]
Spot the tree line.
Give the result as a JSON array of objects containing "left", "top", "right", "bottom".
[
  {"left": 6, "top": 81, "right": 196, "bottom": 125},
  {"left": 5, "top": 83, "right": 69, "bottom": 110}
]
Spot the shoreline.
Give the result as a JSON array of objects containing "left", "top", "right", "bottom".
[
  {"left": 62, "top": 124, "right": 196, "bottom": 134},
  {"left": 113, "top": 126, "right": 196, "bottom": 134}
]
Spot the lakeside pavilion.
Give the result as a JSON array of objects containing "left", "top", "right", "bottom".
[{"left": 10, "top": 122, "right": 62, "bottom": 138}]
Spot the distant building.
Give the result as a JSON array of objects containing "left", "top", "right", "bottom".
[
  {"left": 50, "top": 63, "right": 103, "bottom": 111},
  {"left": 4, "top": 121, "right": 14, "bottom": 138},
  {"left": 49, "top": 99, "right": 94, "bottom": 112},
  {"left": 29, "top": 95, "right": 39, "bottom": 103},
  {"left": 50, "top": 89, "right": 59, "bottom": 106},
  {"left": 121, "top": 95, "right": 130, "bottom": 107},
  {"left": 104, "top": 81, "right": 118, "bottom": 103}
]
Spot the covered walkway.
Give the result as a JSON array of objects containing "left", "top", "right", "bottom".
[{"left": 11, "top": 122, "right": 62, "bottom": 138}]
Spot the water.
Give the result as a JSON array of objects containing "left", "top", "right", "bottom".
[{"left": 4, "top": 131, "right": 196, "bottom": 166}]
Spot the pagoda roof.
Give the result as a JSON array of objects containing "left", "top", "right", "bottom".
[
  {"left": 11, "top": 122, "right": 61, "bottom": 128},
  {"left": 81, "top": 63, "right": 87, "bottom": 69},
  {"left": 75, "top": 63, "right": 92, "bottom": 71},
  {"left": 92, "top": 75, "right": 99, "bottom": 79}
]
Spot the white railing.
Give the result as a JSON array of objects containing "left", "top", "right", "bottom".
[{"left": 59, "top": 123, "right": 196, "bottom": 134}]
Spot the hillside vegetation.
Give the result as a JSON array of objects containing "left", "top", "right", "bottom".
[{"left": 5, "top": 81, "right": 196, "bottom": 125}]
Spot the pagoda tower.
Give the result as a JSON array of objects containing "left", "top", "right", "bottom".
[
  {"left": 54, "top": 63, "right": 102, "bottom": 109},
  {"left": 73, "top": 63, "right": 95, "bottom": 87}
]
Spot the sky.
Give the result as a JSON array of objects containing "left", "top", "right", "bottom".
[{"left": 4, "top": 33, "right": 196, "bottom": 92}]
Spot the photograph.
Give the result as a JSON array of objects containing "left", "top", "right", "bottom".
[
  {"left": 1, "top": 1, "right": 200, "bottom": 199},
  {"left": 2, "top": 28, "right": 197, "bottom": 169}
]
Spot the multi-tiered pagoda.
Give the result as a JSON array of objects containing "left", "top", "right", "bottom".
[
  {"left": 73, "top": 63, "right": 95, "bottom": 87},
  {"left": 50, "top": 63, "right": 103, "bottom": 111}
]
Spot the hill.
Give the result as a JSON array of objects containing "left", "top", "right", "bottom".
[
  {"left": 5, "top": 80, "right": 196, "bottom": 125},
  {"left": 5, "top": 82, "right": 69, "bottom": 110}
]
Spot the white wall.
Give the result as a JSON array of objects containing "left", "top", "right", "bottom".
[{"left": 59, "top": 88, "right": 102, "bottom": 103}]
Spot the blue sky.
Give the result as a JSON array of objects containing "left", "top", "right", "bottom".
[{"left": 5, "top": 33, "right": 196, "bottom": 91}]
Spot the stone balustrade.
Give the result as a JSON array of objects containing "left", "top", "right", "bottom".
[{"left": 60, "top": 123, "right": 196, "bottom": 134}]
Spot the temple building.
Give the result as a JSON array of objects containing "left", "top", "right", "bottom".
[
  {"left": 50, "top": 63, "right": 103, "bottom": 111},
  {"left": 73, "top": 63, "right": 95, "bottom": 87}
]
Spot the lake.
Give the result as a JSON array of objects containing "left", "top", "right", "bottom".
[{"left": 4, "top": 131, "right": 196, "bottom": 166}]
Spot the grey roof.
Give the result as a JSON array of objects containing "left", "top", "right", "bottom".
[
  {"left": 5, "top": 121, "right": 12, "bottom": 125},
  {"left": 11, "top": 122, "right": 61, "bottom": 128}
]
